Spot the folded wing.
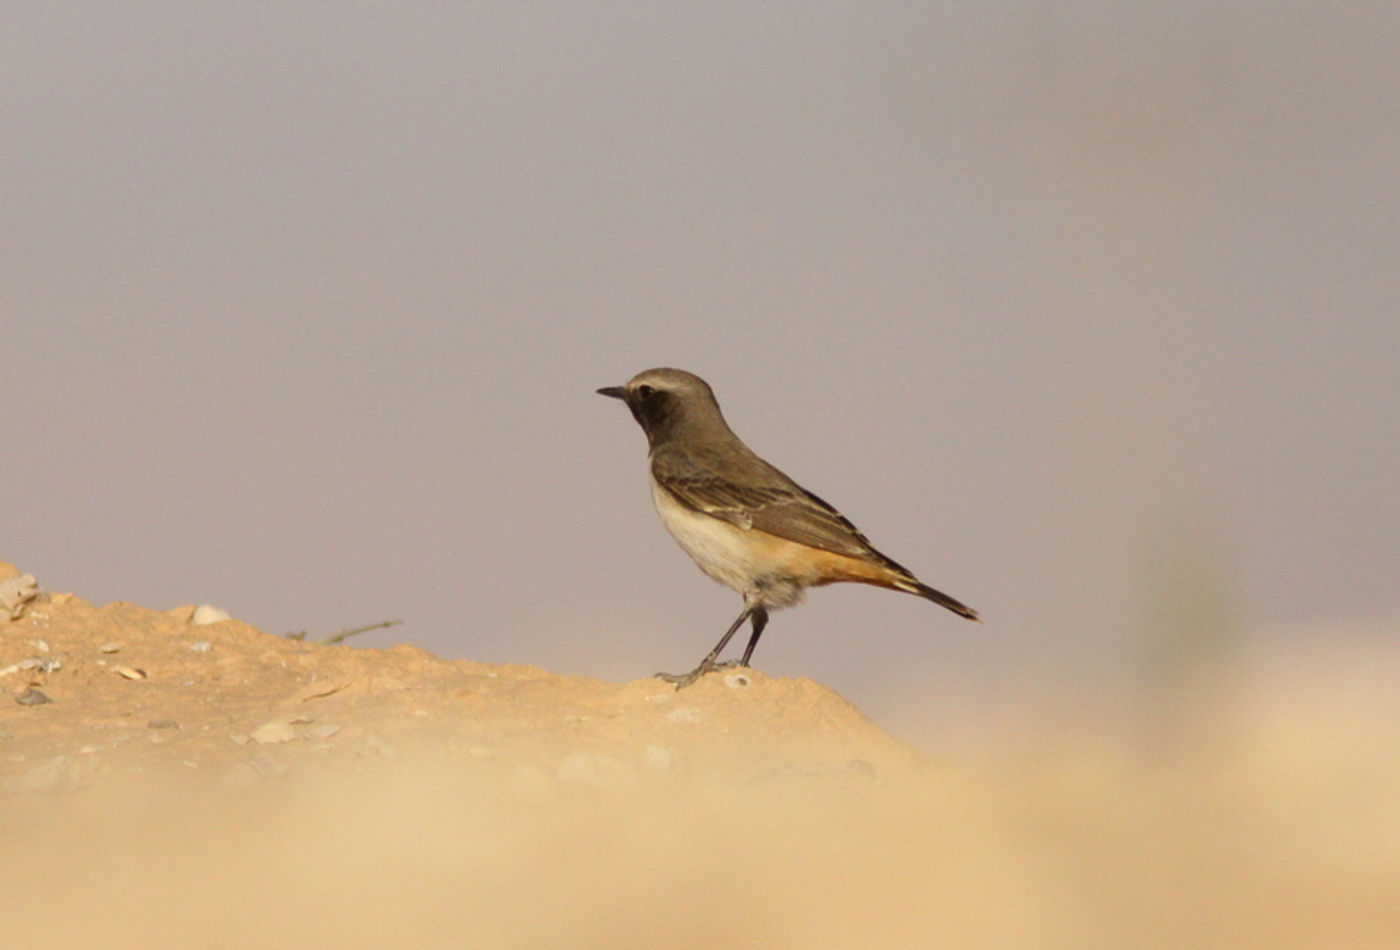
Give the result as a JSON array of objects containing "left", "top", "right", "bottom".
[{"left": 652, "top": 454, "right": 915, "bottom": 577}]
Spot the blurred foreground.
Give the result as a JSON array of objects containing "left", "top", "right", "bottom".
[{"left": 1, "top": 563, "right": 1395, "bottom": 949}]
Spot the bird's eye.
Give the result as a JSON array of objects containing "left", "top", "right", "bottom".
[{"left": 636, "top": 384, "right": 655, "bottom": 399}]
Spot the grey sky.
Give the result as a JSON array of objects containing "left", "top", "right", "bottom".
[{"left": 6, "top": 4, "right": 1397, "bottom": 730}]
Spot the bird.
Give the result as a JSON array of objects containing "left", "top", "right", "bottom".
[{"left": 597, "top": 367, "right": 979, "bottom": 688}]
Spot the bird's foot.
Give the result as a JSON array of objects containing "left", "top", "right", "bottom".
[{"left": 656, "top": 658, "right": 743, "bottom": 689}]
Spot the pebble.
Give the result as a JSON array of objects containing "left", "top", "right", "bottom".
[
  {"left": 187, "top": 641, "right": 213, "bottom": 653},
  {"left": 8, "top": 656, "right": 61, "bottom": 673},
  {"left": 192, "top": 604, "right": 231, "bottom": 626},
  {"left": 15, "top": 687, "right": 53, "bottom": 706},
  {"left": 112, "top": 665, "right": 147, "bottom": 680},
  {"left": 724, "top": 671, "right": 751, "bottom": 689},
  {"left": 99, "top": 643, "right": 122, "bottom": 654},
  {"left": 0, "top": 575, "right": 40, "bottom": 619},
  {"left": 147, "top": 718, "right": 181, "bottom": 730},
  {"left": 249, "top": 716, "right": 310, "bottom": 745},
  {"left": 24, "top": 657, "right": 62, "bottom": 674}
]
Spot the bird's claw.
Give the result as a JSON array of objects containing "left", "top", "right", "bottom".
[{"left": 655, "top": 658, "right": 744, "bottom": 689}]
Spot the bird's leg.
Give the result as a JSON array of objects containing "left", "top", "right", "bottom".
[
  {"left": 657, "top": 606, "right": 753, "bottom": 688},
  {"left": 738, "top": 606, "right": 769, "bottom": 666}
]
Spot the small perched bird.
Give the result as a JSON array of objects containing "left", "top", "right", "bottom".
[{"left": 598, "top": 367, "right": 979, "bottom": 688}]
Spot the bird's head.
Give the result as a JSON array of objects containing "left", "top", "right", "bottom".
[{"left": 597, "top": 367, "right": 725, "bottom": 447}]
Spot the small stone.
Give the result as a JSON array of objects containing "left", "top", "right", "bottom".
[
  {"left": 187, "top": 641, "right": 213, "bottom": 653},
  {"left": 0, "top": 575, "right": 40, "bottom": 619},
  {"left": 112, "top": 665, "right": 147, "bottom": 680},
  {"left": 724, "top": 671, "right": 751, "bottom": 689},
  {"left": 147, "top": 718, "right": 181, "bottom": 730},
  {"left": 99, "top": 643, "right": 122, "bottom": 654},
  {"left": 15, "top": 687, "right": 53, "bottom": 706},
  {"left": 303, "top": 723, "right": 341, "bottom": 741},
  {"left": 29, "top": 639, "right": 50, "bottom": 653},
  {"left": 192, "top": 604, "right": 231, "bottom": 625},
  {"left": 250, "top": 716, "right": 309, "bottom": 744}
]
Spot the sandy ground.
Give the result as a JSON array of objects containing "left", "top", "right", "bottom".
[{"left": 2, "top": 559, "right": 1396, "bottom": 949}]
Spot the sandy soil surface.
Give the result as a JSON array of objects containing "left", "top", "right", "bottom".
[
  {"left": 0, "top": 579, "right": 916, "bottom": 796},
  {"left": 2, "top": 560, "right": 1396, "bottom": 949}
]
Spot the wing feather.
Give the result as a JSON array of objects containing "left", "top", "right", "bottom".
[{"left": 651, "top": 449, "right": 913, "bottom": 575}]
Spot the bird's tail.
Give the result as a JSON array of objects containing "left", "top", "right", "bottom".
[
  {"left": 908, "top": 581, "right": 981, "bottom": 622},
  {"left": 841, "top": 546, "right": 981, "bottom": 622}
]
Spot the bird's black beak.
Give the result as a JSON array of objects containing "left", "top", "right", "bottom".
[{"left": 596, "top": 386, "right": 628, "bottom": 401}]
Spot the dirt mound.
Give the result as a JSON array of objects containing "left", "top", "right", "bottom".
[
  {"left": 2, "top": 561, "right": 1395, "bottom": 949},
  {"left": 1, "top": 561, "right": 919, "bottom": 795}
]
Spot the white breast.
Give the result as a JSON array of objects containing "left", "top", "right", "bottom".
[
  {"left": 647, "top": 476, "right": 810, "bottom": 609},
  {"left": 649, "top": 479, "right": 749, "bottom": 586}
]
